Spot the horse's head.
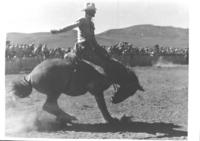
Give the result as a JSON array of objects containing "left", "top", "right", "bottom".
[{"left": 111, "top": 70, "right": 144, "bottom": 104}]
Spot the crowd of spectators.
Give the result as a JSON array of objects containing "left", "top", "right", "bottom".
[
  {"left": 5, "top": 41, "right": 70, "bottom": 61},
  {"left": 107, "top": 42, "right": 189, "bottom": 58},
  {"left": 5, "top": 40, "right": 189, "bottom": 61}
]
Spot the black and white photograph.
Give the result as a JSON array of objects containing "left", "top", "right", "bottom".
[{"left": 2, "top": 0, "right": 193, "bottom": 140}]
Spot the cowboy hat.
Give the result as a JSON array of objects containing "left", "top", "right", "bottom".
[{"left": 82, "top": 2, "right": 96, "bottom": 11}]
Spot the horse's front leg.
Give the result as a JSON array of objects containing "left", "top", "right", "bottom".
[
  {"left": 94, "top": 93, "right": 119, "bottom": 124},
  {"left": 43, "top": 94, "right": 77, "bottom": 123}
]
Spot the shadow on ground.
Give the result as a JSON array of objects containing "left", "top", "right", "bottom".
[{"left": 35, "top": 118, "right": 187, "bottom": 139}]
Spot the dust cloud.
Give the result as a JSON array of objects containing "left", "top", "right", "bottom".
[
  {"left": 6, "top": 107, "right": 63, "bottom": 135},
  {"left": 153, "top": 56, "right": 182, "bottom": 68},
  {"left": 5, "top": 95, "right": 62, "bottom": 135},
  {"left": 6, "top": 109, "right": 38, "bottom": 134}
]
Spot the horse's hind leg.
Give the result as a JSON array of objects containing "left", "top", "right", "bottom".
[{"left": 43, "top": 93, "right": 77, "bottom": 123}]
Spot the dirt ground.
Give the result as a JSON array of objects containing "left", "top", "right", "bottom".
[{"left": 5, "top": 65, "right": 188, "bottom": 140}]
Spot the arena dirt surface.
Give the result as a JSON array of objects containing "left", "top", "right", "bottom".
[{"left": 5, "top": 65, "right": 188, "bottom": 140}]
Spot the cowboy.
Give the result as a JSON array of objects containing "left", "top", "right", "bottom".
[
  {"left": 50, "top": 2, "right": 145, "bottom": 95},
  {"left": 51, "top": 2, "right": 110, "bottom": 68}
]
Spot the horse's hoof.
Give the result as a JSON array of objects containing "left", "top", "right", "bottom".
[
  {"left": 69, "top": 115, "right": 77, "bottom": 121},
  {"left": 56, "top": 115, "right": 77, "bottom": 124},
  {"left": 56, "top": 117, "right": 72, "bottom": 124},
  {"left": 120, "top": 115, "right": 132, "bottom": 123},
  {"left": 107, "top": 118, "right": 120, "bottom": 125}
]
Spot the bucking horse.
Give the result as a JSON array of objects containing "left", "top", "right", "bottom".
[{"left": 11, "top": 57, "right": 144, "bottom": 124}]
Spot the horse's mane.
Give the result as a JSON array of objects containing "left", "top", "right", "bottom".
[
  {"left": 67, "top": 56, "right": 138, "bottom": 86},
  {"left": 81, "top": 59, "right": 106, "bottom": 75},
  {"left": 104, "top": 58, "right": 138, "bottom": 85}
]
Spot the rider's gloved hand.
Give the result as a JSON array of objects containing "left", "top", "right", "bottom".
[{"left": 51, "top": 30, "right": 59, "bottom": 34}]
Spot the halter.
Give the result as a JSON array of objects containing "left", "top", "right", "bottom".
[{"left": 113, "top": 83, "right": 120, "bottom": 93}]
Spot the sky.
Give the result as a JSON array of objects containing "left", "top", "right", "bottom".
[{"left": 2, "top": 0, "right": 188, "bottom": 34}]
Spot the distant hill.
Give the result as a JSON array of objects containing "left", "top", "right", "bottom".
[
  {"left": 6, "top": 30, "right": 77, "bottom": 49},
  {"left": 6, "top": 24, "right": 188, "bottom": 49}
]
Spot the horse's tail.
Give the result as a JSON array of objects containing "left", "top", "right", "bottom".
[{"left": 11, "top": 76, "right": 32, "bottom": 98}]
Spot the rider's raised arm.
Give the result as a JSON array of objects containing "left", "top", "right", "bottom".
[
  {"left": 58, "top": 23, "right": 79, "bottom": 33},
  {"left": 51, "top": 22, "right": 79, "bottom": 34}
]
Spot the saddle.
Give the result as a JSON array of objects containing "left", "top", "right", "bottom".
[{"left": 64, "top": 42, "right": 131, "bottom": 87}]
